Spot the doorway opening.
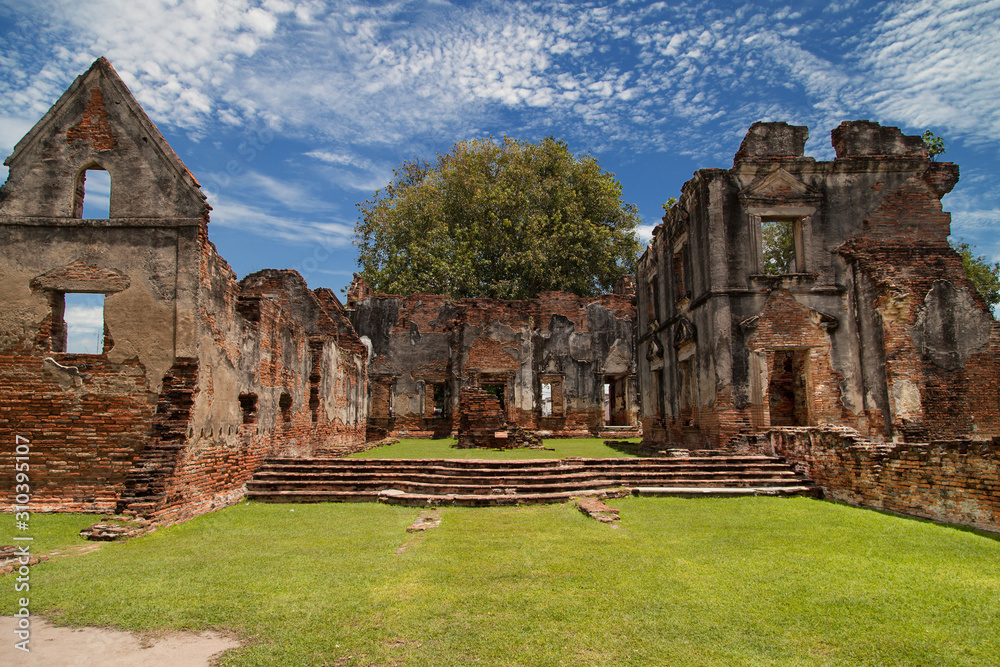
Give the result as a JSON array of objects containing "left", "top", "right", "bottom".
[{"left": 768, "top": 350, "right": 810, "bottom": 426}]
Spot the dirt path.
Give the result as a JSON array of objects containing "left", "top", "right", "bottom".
[{"left": 0, "top": 617, "right": 240, "bottom": 666}]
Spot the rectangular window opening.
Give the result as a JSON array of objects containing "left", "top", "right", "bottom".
[
  {"left": 239, "top": 393, "right": 258, "bottom": 425},
  {"left": 431, "top": 383, "right": 447, "bottom": 419},
  {"left": 645, "top": 276, "right": 660, "bottom": 326},
  {"left": 539, "top": 376, "right": 564, "bottom": 418},
  {"left": 309, "top": 372, "right": 321, "bottom": 424},
  {"left": 279, "top": 392, "right": 293, "bottom": 423},
  {"left": 761, "top": 219, "right": 800, "bottom": 274},
  {"left": 604, "top": 377, "right": 629, "bottom": 426},
  {"left": 57, "top": 292, "right": 106, "bottom": 354},
  {"left": 768, "top": 350, "right": 810, "bottom": 426},
  {"left": 483, "top": 384, "right": 506, "bottom": 415},
  {"left": 672, "top": 251, "right": 685, "bottom": 299}
]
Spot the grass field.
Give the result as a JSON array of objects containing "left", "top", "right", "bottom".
[
  {"left": 3, "top": 495, "right": 998, "bottom": 666},
  {"left": 349, "top": 437, "right": 641, "bottom": 459}
]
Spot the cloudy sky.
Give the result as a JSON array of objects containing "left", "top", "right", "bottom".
[{"left": 1, "top": 0, "right": 998, "bottom": 298}]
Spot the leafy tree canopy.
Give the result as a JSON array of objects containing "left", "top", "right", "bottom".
[
  {"left": 354, "top": 136, "right": 641, "bottom": 300},
  {"left": 761, "top": 220, "right": 796, "bottom": 275},
  {"left": 922, "top": 130, "right": 945, "bottom": 160},
  {"left": 951, "top": 238, "right": 1000, "bottom": 312}
]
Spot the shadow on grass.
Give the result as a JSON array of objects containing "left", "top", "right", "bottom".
[
  {"left": 602, "top": 439, "right": 644, "bottom": 457},
  {"left": 821, "top": 497, "right": 1000, "bottom": 543}
]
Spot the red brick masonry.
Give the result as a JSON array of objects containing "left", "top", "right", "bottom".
[{"left": 736, "top": 427, "right": 1000, "bottom": 533}]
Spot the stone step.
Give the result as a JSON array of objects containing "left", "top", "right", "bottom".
[
  {"left": 268, "top": 455, "right": 786, "bottom": 464},
  {"left": 247, "top": 471, "right": 803, "bottom": 493},
  {"left": 247, "top": 485, "right": 821, "bottom": 506},
  {"left": 632, "top": 486, "right": 823, "bottom": 498},
  {"left": 249, "top": 472, "right": 805, "bottom": 489},
  {"left": 246, "top": 456, "right": 821, "bottom": 505},
  {"left": 258, "top": 460, "right": 796, "bottom": 477}
]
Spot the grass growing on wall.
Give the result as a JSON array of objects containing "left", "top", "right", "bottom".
[
  {"left": 350, "top": 437, "right": 641, "bottom": 459},
  {"left": 3, "top": 498, "right": 999, "bottom": 666}
]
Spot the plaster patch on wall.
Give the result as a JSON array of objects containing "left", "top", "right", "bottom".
[
  {"left": 876, "top": 290, "right": 910, "bottom": 325},
  {"left": 891, "top": 379, "right": 921, "bottom": 418},
  {"left": 909, "top": 281, "right": 992, "bottom": 371}
]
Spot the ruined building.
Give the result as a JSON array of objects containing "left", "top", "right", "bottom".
[
  {"left": 0, "top": 58, "right": 369, "bottom": 522},
  {"left": 638, "top": 120, "right": 1000, "bottom": 449},
  {"left": 346, "top": 275, "right": 640, "bottom": 441},
  {"left": 3, "top": 57, "right": 996, "bottom": 533}
]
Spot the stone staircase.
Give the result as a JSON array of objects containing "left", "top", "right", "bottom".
[{"left": 246, "top": 455, "right": 821, "bottom": 507}]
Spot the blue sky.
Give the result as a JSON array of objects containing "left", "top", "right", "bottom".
[{"left": 1, "top": 0, "right": 999, "bottom": 302}]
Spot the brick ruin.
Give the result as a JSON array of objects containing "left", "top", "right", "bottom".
[
  {"left": 734, "top": 427, "right": 999, "bottom": 534},
  {"left": 0, "top": 58, "right": 371, "bottom": 523},
  {"left": 636, "top": 121, "right": 1000, "bottom": 531},
  {"left": 638, "top": 120, "right": 1000, "bottom": 450},
  {"left": 1, "top": 59, "right": 997, "bottom": 533},
  {"left": 345, "top": 276, "right": 640, "bottom": 442}
]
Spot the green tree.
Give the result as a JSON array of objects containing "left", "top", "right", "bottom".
[
  {"left": 922, "top": 130, "right": 945, "bottom": 160},
  {"left": 951, "top": 238, "right": 1000, "bottom": 311},
  {"left": 761, "top": 220, "right": 796, "bottom": 274},
  {"left": 354, "top": 136, "right": 641, "bottom": 300}
]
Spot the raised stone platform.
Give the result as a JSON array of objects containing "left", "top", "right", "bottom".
[{"left": 247, "top": 455, "right": 821, "bottom": 507}]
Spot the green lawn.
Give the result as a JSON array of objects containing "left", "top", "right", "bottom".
[
  {"left": 3, "top": 498, "right": 998, "bottom": 666},
  {"left": 2, "top": 513, "right": 107, "bottom": 555},
  {"left": 350, "top": 437, "right": 641, "bottom": 459}
]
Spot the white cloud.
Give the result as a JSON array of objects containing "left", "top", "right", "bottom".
[
  {"left": 65, "top": 305, "right": 104, "bottom": 331},
  {"left": 304, "top": 150, "right": 372, "bottom": 170},
  {"left": 241, "top": 171, "right": 337, "bottom": 213},
  {"left": 207, "top": 194, "right": 354, "bottom": 248},
  {"left": 857, "top": 0, "right": 1000, "bottom": 143},
  {"left": 0, "top": 0, "right": 292, "bottom": 133},
  {"left": 1, "top": 0, "right": 998, "bottom": 175},
  {"left": 636, "top": 223, "right": 660, "bottom": 246}
]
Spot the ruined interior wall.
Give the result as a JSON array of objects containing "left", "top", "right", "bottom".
[
  {"left": 745, "top": 290, "right": 853, "bottom": 431},
  {"left": 0, "top": 58, "right": 372, "bottom": 521},
  {"left": 0, "top": 58, "right": 215, "bottom": 513},
  {"left": 840, "top": 173, "right": 1000, "bottom": 440},
  {"left": 139, "top": 256, "right": 370, "bottom": 524},
  {"left": 0, "top": 221, "right": 201, "bottom": 515},
  {"left": 738, "top": 427, "right": 1000, "bottom": 533},
  {"left": 349, "top": 287, "right": 638, "bottom": 438}
]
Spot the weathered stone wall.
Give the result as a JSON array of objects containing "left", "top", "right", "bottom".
[
  {"left": 735, "top": 427, "right": 1000, "bottom": 533},
  {"left": 127, "top": 261, "right": 371, "bottom": 525},
  {"left": 347, "top": 277, "right": 639, "bottom": 439},
  {"left": 638, "top": 120, "right": 1000, "bottom": 449},
  {"left": 0, "top": 58, "right": 370, "bottom": 523}
]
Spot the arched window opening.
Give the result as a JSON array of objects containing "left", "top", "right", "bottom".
[{"left": 74, "top": 167, "right": 111, "bottom": 219}]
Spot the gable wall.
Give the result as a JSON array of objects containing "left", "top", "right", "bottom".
[{"left": 0, "top": 59, "right": 371, "bottom": 522}]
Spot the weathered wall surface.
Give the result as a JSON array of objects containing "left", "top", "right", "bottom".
[
  {"left": 0, "top": 58, "right": 205, "bottom": 512},
  {"left": 0, "top": 58, "right": 370, "bottom": 522},
  {"left": 348, "top": 277, "right": 639, "bottom": 438},
  {"left": 735, "top": 428, "right": 1000, "bottom": 533},
  {"left": 121, "top": 262, "right": 371, "bottom": 525},
  {"left": 638, "top": 120, "right": 1000, "bottom": 449}
]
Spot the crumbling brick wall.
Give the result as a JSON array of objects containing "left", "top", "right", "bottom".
[
  {"left": 124, "top": 252, "right": 372, "bottom": 524},
  {"left": 0, "top": 58, "right": 371, "bottom": 524},
  {"left": 736, "top": 427, "right": 1000, "bottom": 533},
  {"left": 347, "top": 277, "right": 640, "bottom": 439},
  {"left": 638, "top": 120, "right": 1000, "bottom": 449}
]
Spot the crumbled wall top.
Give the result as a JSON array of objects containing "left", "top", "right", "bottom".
[{"left": 831, "top": 120, "right": 926, "bottom": 159}]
